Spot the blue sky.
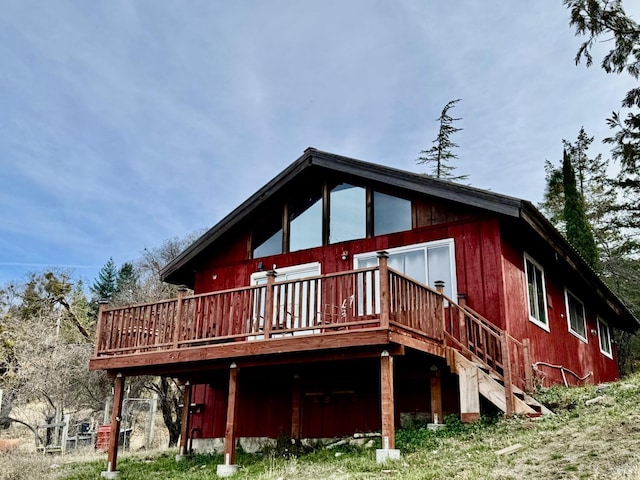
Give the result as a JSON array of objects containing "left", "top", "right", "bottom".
[{"left": 1, "top": 1, "right": 638, "bottom": 288}]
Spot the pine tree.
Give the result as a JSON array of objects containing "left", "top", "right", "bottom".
[
  {"left": 91, "top": 258, "right": 118, "bottom": 301},
  {"left": 562, "top": 149, "right": 600, "bottom": 269},
  {"left": 417, "top": 99, "right": 467, "bottom": 181}
]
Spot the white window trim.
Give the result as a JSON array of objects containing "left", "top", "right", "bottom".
[
  {"left": 523, "top": 253, "right": 550, "bottom": 332},
  {"left": 564, "top": 288, "right": 588, "bottom": 343},
  {"left": 597, "top": 317, "right": 613, "bottom": 359},
  {"left": 353, "top": 239, "right": 458, "bottom": 299},
  {"left": 251, "top": 262, "right": 321, "bottom": 284}
]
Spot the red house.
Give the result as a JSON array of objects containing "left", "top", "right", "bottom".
[{"left": 90, "top": 149, "right": 638, "bottom": 475}]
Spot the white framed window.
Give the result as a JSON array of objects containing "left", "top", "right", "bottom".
[
  {"left": 565, "top": 289, "right": 587, "bottom": 342},
  {"left": 524, "top": 253, "right": 549, "bottom": 331},
  {"left": 354, "top": 239, "right": 457, "bottom": 300},
  {"left": 597, "top": 317, "right": 613, "bottom": 358}
]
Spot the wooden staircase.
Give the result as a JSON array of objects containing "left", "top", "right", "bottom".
[{"left": 447, "top": 349, "right": 552, "bottom": 420}]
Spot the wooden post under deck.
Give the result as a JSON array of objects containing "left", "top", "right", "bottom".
[
  {"left": 177, "top": 381, "right": 192, "bottom": 458},
  {"left": 105, "top": 373, "right": 125, "bottom": 475},
  {"left": 377, "top": 252, "right": 390, "bottom": 329},
  {"left": 429, "top": 366, "right": 443, "bottom": 424},
  {"left": 380, "top": 350, "right": 395, "bottom": 449},
  {"left": 291, "top": 375, "right": 301, "bottom": 440},
  {"left": 223, "top": 363, "right": 239, "bottom": 466},
  {"left": 501, "top": 335, "right": 514, "bottom": 417}
]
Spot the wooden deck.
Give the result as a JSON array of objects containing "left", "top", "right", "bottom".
[{"left": 89, "top": 261, "right": 531, "bottom": 392}]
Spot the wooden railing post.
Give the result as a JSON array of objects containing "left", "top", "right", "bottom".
[
  {"left": 263, "top": 271, "right": 277, "bottom": 339},
  {"left": 457, "top": 294, "right": 468, "bottom": 348},
  {"left": 172, "top": 286, "right": 188, "bottom": 349},
  {"left": 434, "top": 280, "right": 445, "bottom": 341},
  {"left": 522, "top": 338, "right": 533, "bottom": 393},
  {"left": 501, "top": 334, "right": 514, "bottom": 417},
  {"left": 377, "top": 252, "right": 390, "bottom": 329},
  {"left": 94, "top": 299, "right": 109, "bottom": 357}
]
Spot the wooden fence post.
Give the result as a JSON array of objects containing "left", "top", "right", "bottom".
[
  {"left": 377, "top": 252, "right": 390, "bottom": 329},
  {"left": 263, "top": 271, "right": 277, "bottom": 339}
]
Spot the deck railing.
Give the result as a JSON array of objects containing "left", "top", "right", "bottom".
[{"left": 93, "top": 263, "right": 532, "bottom": 392}]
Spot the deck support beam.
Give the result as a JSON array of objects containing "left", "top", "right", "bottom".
[
  {"left": 217, "top": 363, "right": 239, "bottom": 477},
  {"left": 101, "top": 373, "right": 125, "bottom": 479},
  {"left": 429, "top": 365, "right": 443, "bottom": 424},
  {"left": 176, "top": 381, "right": 193, "bottom": 461},
  {"left": 377, "top": 350, "right": 400, "bottom": 463},
  {"left": 291, "top": 375, "right": 301, "bottom": 440}
]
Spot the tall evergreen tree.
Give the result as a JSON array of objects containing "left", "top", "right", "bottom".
[
  {"left": 562, "top": 149, "right": 600, "bottom": 269},
  {"left": 417, "top": 99, "right": 467, "bottom": 181},
  {"left": 565, "top": 0, "right": 640, "bottom": 237},
  {"left": 91, "top": 258, "right": 118, "bottom": 301}
]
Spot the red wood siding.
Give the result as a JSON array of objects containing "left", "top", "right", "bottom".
[
  {"left": 188, "top": 354, "right": 460, "bottom": 440},
  {"left": 193, "top": 216, "right": 507, "bottom": 332},
  {"left": 500, "top": 231, "right": 618, "bottom": 385}
]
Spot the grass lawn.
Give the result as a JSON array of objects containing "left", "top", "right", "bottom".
[{"left": 4, "top": 373, "right": 640, "bottom": 480}]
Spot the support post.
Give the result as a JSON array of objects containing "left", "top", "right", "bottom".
[
  {"left": 377, "top": 350, "right": 400, "bottom": 463},
  {"left": 291, "top": 375, "right": 301, "bottom": 440},
  {"left": 457, "top": 294, "right": 468, "bottom": 348},
  {"left": 263, "top": 271, "right": 277, "bottom": 339},
  {"left": 522, "top": 338, "right": 533, "bottom": 393},
  {"left": 102, "top": 373, "right": 125, "bottom": 479},
  {"left": 429, "top": 366, "right": 443, "bottom": 425},
  {"left": 501, "top": 334, "right": 514, "bottom": 417},
  {"left": 377, "top": 252, "right": 390, "bottom": 329},
  {"left": 176, "top": 382, "right": 192, "bottom": 461},
  {"left": 217, "top": 363, "right": 239, "bottom": 477},
  {"left": 458, "top": 361, "right": 480, "bottom": 423}
]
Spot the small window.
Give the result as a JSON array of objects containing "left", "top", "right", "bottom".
[
  {"left": 524, "top": 254, "right": 548, "bottom": 330},
  {"left": 597, "top": 317, "right": 613, "bottom": 358},
  {"left": 374, "top": 192, "right": 411, "bottom": 235},
  {"left": 565, "top": 289, "right": 587, "bottom": 342},
  {"left": 330, "top": 184, "right": 366, "bottom": 243}
]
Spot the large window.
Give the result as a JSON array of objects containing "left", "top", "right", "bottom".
[
  {"left": 254, "top": 229, "right": 282, "bottom": 258},
  {"left": 252, "top": 183, "right": 414, "bottom": 257},
  {"left": 524, "top": 254, "right": 548, "bottom": 330},
  {"left": 330, "top": 184, "right": 366, "bottom": 243},
  {"left": 565, "top": 289, "right": 587, "bottom": 342},
  {"left": 373, "top": 191, "right": 411, "bottom": 235},
  {"left": 597, "top": 317, "right": 612, "bottom": 358},
  {"left": 290, "top": 197, "right": 322, "bottom": 252},
  {"left": 355, "top": 239, "right": 457, "bottom": 299}
]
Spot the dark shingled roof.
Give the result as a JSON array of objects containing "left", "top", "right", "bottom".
[{"left": 160, "top": 148, "right": 639, "bottom": 332}]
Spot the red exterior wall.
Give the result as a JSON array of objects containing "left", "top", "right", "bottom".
[
  {"left": 188, "top": 353, "right": 460, "bottom": 440},
  {"left": 500, "top": 228, "right": 619, "bottom": 386}
]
